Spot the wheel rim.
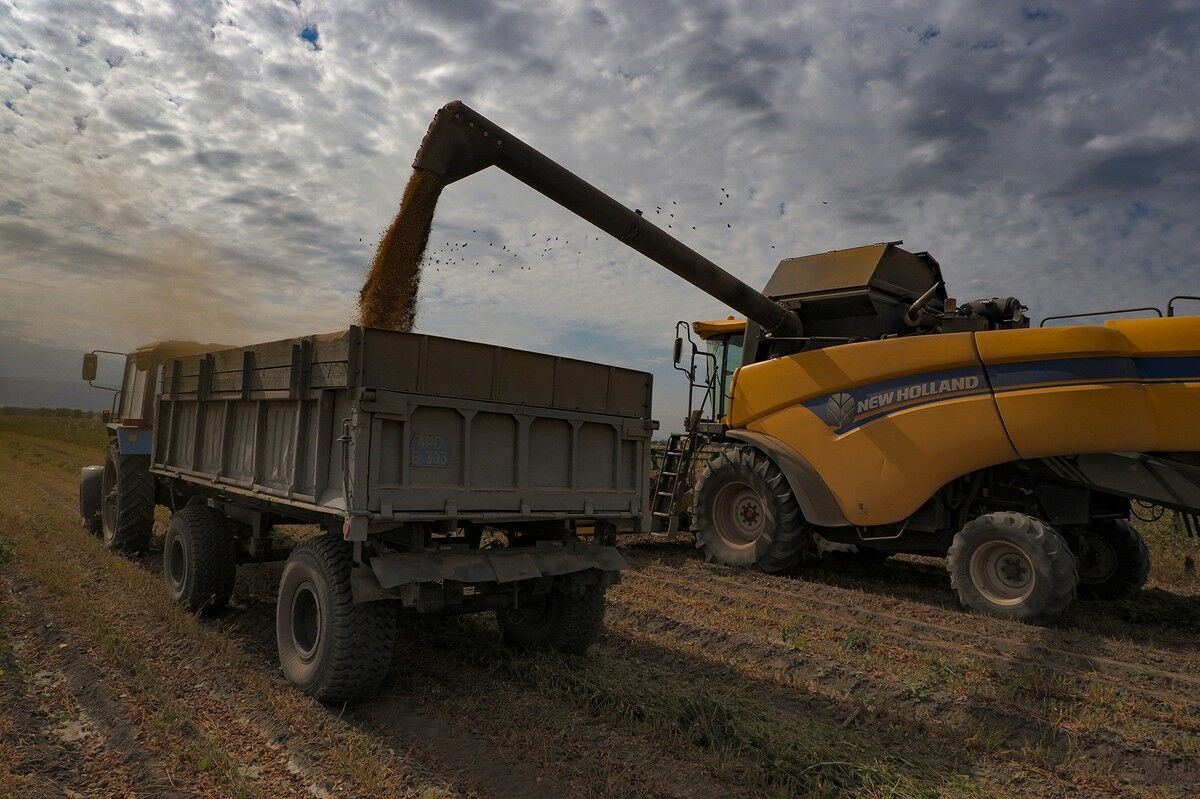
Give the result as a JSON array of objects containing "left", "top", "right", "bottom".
[
  {"left": 1077, "top": 534, "right": 1118, "bottom": 584},
  {"left": 969, "top": 540, "right": 1036, "bottom": 605},
  {"left": 712, "top": 481, "right": 766, "bottom": 549},
  {"left": 101, "top": 458, "right": 118, "bottom": 543},
  {"left": 167, "top": 536, "right": 187, "bottom": 589},
  {"left": 290, "top": 582, "right": 322, "bottom": 663}
]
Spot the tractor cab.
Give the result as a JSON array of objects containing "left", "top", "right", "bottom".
[{"left": 82, "top": 339, "right": 230, "bottom": 444}]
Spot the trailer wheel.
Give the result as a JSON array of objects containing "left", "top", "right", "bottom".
[
  {"left": 276, "top": 535, "right": 398, "bottom": 703},
  {"left": 496, "top": 583, "right": 606, "bottom": 654},
  {"left": 163, "top": 504, "right": 237, "bottom": 613},
  {"left": 1075, "top": 520, "right": 1149, "bottom": 600},
  {"left": 948, "top": 512, "right": 1078, "bottom": 625},
  {"left": 100, "top": 442, "right": 154, "bottom": 553},
  {"left": 79, "top": 465, "right": 104, "bottom": 536},
  {"left": 691, "top": 446, "right": 807, "bottom": 573}
]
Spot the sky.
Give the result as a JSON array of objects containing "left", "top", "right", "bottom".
[{"left": 1, "top": 0, "right": 1198, "bottom": 422}]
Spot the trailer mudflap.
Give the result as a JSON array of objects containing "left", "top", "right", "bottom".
[{"left": 368, "top": 542, "right": 626, "bottom": 590}]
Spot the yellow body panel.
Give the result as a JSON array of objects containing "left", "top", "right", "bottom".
[{"left": 727, "top": 316, "right": 1200, "bottom": 526}]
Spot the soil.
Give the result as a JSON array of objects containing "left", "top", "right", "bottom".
[
  {"left": 359, "top": 168, "right": 445, "bottom": 332},
  {"left": 3, "top": 419, "right": 1200, "bottom": 798}
]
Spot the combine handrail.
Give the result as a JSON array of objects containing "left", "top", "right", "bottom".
[
  {"left": 1168, "top": 296, "right": 1200, "bottom": 317},
  {"left": 1039, "top": 306, "right": 1163, "bottom": 327}
]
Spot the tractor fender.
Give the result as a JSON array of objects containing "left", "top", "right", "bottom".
[
  {"left": 723, "top": 429, "right": 849, "bottom": 527},
  {"left": 79, "top": 464, "right": 104, "bottom": 530}
]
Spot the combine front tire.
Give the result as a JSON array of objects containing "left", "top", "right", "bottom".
[
  {"left": 276, "top": 535, "right": 398, "bottom": 703},
  {"left": 497, "top": 583, "right": 606, "bottom": 654},
  {"left": 1075, "top": 520, "right": 1149, "bottom": 600},
  {"left": 691, "top": 446, "right": 807, "bottom": 573},
  {"left": 100, "top": 442, "right": 154, "bottom": 553},
  {"left": 948, "top": 512, "right": 1078, "bottom": 625},
  {"left": 163, "top": 504, "right": 237, "bottom": 613}
]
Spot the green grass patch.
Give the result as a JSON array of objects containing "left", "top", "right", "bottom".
[{"left": 0, "top": 414, "right": 107, "bottom": 451}]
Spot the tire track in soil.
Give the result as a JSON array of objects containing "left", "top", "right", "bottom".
[
  {"left": 1, "top": 576, "right": 187, "bottom": 799},
  {"left": 629, "top": 553, "right": 1200, "bottom": 693},
  {"left": 221, "top": 592, "right": 574, "bottom": 799},
  {"left": 218, "top": 576, "right": 732, "bottom": 799},
  {"left": 9, "top": 433, "right": 1197, "bottom": 797},
  {"left": 5, "top": 454, "right": 573, "bottom": 799},
  {"left": 629, "top": 564, "right": 1200, "bottom": 709},
  {"left": 2, "top": 454, "right": 449, "bottom": 799},
  {"left": 603, "top": 596, "right": 1197, "bottom": 796},
  {"left": 792, "top": 552, "right": 1200, "bottom": 653}
]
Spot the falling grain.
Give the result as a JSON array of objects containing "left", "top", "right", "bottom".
[{"left": 358, "top": 168, "right": 446, "bottom": 331}]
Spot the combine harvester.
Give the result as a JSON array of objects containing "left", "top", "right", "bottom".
[
  {"left": 78, "top": 103, "right": 1200, "bottom": 705},
  {"left": 403, "top": 101, "right": 1200, "bottom": 624}
]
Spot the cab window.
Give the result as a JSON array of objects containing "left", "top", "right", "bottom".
[
  {"left": 705, "top": 334, "right": 744, "bottom": 419},
  {"left": 119, "top": 357, "right": 156, "bottom": 424}
]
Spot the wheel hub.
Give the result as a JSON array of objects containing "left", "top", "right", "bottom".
[
  {"left": 290, "top": 582, "right": 322, "bottom": 663},
  {"left": 168, "top": 537, "right": 187, "bottom": 589},
  {"left": 712, "top": 481, "right": 766, "bottom": 548},
  {"left": 969, "top": 540, "right": 1036, "bottom": 606}
]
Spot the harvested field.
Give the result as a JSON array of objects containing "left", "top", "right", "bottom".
[{"left": 2, "top": 413, "right": 1199, "bottom": 798}]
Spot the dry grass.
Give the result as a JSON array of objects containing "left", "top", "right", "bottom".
[{"left": 4, "top": 413, "right": 1200, "bottom": 798}]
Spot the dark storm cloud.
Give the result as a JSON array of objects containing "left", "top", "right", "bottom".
[
  {"left": 194, "top": 149, "right": 243, "bottom": 170},
  {"left": 1057, "top": 142, "right": 1200, "bottom": 197}
]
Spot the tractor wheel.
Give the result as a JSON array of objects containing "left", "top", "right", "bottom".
[
  {"left": 1075, "top": 520, "right": 1149, "bottom": 600},
  {"left": 691, "top": 446, "right": 807, "bottom": 574},
  {"left": 163, "top": 504, "right": 237, "bottom": 613},
  {"left": 276, "top": 535, "right": 398, "bottom": 703},
  {"left": 947, "top": 512, "right": 1078, "bottom": 625},
  {"left": 100, "top": 441, "right": 154, "bottom": 554},
  {"left": 79, "top": 465, "right": 104, "bottom": 536},
  {"left": 496, "top": 584, "right": 606, "bottom": 654}
]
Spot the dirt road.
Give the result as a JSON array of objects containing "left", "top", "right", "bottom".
[{"left": 2, "top": 416, "right": 1198, "bottom": 798}]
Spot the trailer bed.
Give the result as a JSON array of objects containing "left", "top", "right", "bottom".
[{"left": 150, "top": 326, "right": 654, "bottom": 536}]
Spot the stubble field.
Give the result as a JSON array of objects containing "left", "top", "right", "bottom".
[{"left": 2, "top": 413, "right": 1199, "bottom": 799}]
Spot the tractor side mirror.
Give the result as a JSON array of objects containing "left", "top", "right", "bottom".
[
  {"left": 82, "top": 353, "right": 98, "bottom": 382},
  {"left": 672, "top": 337, "right": 684, "bottom": 366}
]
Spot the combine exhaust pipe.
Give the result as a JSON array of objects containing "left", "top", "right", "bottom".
[{"left": 413, "top": 100, "right": 803, "bottom": 339}]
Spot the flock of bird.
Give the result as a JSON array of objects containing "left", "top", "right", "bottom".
[{"left": 408, "top": 185, "right": 791, "bottom": 276}]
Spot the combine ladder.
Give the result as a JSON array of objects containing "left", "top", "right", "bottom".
[{"left": 651, "top": 432, "right": 700, "bottom": 535}]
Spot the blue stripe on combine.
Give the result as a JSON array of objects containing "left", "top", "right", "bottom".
[
  {"left": 802, "top": 355, "right": 1200, "bottom": 434},
  {"left": 988, "top": 355, "right": 1200, "bottom": 390}
]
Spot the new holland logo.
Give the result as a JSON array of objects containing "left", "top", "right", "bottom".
[
  {"left": 818, "top": 374, "right": 983, "bottom": 430},
  {"left": 825, "top": 392, "right": 857, "bottom": 428}
]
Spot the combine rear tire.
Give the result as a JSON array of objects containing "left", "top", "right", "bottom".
[
  {"left": 276, "top": 535, "right": 398, "bottom": 703},
  {"left": 1075, "top": 520, "right": 1149, "bottom": 600},
  {"left": 100, "top": 442, "right": 154, "bottom": 553},
  {"left": 948, "top": 512, "right": 1078, "bottom": 625},
  {"left": 691, "top": 446, "right": 807, "bottom": 573},
  {"left": 163, "top": 504, "right": 237, "bottom": 613},
  {"left": 497, "top": 583, "right": 606, "bottom": 654}
]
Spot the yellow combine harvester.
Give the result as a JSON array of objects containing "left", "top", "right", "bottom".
[
  {"left": 408, "top": 101, "right": 1200, "bottom": 624},
  {"left": 667, "top": 244, "right": 1200, "bottom": 623}
]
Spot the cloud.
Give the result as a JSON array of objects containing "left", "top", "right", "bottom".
[{"left": 1, "top": 0, "right": 1199, "bottom": 427}]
